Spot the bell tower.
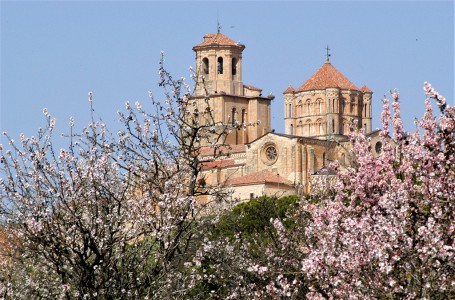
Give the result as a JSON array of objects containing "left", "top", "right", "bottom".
[
  {"left": 190, "top": 32, "right": 273, "bottom": 146},
  {"left": 193, "top": 33, "right": 245, "bottom": 96}
]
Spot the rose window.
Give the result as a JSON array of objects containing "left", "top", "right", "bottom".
[{"left": 266, "top": 146, "right": 278, "bottom": 162}]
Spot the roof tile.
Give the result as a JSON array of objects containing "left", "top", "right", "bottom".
[
  {"left": 198, "top": 144, "right": 246, "bottom": 157},
  {"left": 296, "top": 61, "right": 359, "bottom": 92},
  {"left": 283, "top": 85, "right": 295, "bottom": 94},
  {"left": 201, "top": 159, "right": 237, "bottom": 171},
  {"left": 194, "top": 33, "right": 243, "bottom": 48},
  {"left": 244, "top": 84, "right": 262, "bottom": 91},
  {"left": 360, "top": 85, "right": 373, "bottom": 93}
]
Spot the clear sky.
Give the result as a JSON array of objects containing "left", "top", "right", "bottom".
[{"left": 1, "top": 1, "right": 454, "bottom": 147}]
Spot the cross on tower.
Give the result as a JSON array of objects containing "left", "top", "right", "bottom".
[
  {"left": 325, "top": 45, "right": 331, "bottom": 62},
  {"left": 217, "top": 10, "right": 222, "bottom": 33},
  {"left": 217, "top": 20, "right": 221, "bottom": 33}
]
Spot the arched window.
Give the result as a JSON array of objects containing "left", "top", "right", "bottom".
[
  {"left": 375, "top": 141, "right": 383, "bottom": 154},
  {"left": 202, "top": 58, "right": 209, "bottom": 75},
  {"left": 319, "top": 122, "right": 323, "bottom": 134},
  {"left": 364, "top": 104, "right": 367, "bottom": 116},
  {"left": 231, "top": 107, "right": 236, "bottom": 125},
  {"left": 319, "top": 101, "right": 322, "bottom": 114},
  {"left": 290, "top": 124, "right": 294, "bottom": 135},
  {"left": 306, "top": 100, "right": 311, "bottom": 114},
  {"left": 198, "top": 178, "right": 206, "bottom": 188},
  {"left": 232, "top": 58, "right": 237, "bottom": 75},
  {"left": 217, "top": 57, "right": 224, "bottom": 74},
  {"left": 241, "top": 108, "right": 246, "bottom": 125},
  {"left": 288, "top": 104, "right": 292, "bottom": 118}
]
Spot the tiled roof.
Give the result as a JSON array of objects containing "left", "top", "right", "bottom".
[
  {"left": 296, "top": 61, "right": 359, "bottom": 92},
  {"left": 197, "top": 144, "right": 246, "bottom": 157},
  {"left": 244, "top": 84, "right": 262, "bottom": 91},
  {"left": 194, "top": 33, "right": 244, "bottom": 48},
  {"left": 360, "top": 85, "right": 372, "bottom": 93},
  {"left": 283, "top": 85, "right": 295, "bottom": 94},
  {"left": 225, "top": 170, "right": 293, "bottom": 186},
  {"left": 201, "top": 159, "right": 237, "bottom": 171}
]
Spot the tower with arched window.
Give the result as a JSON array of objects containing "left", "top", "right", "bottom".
[
  {"left": 191, "top": 32, "right": 274, "bottom": 145},
  {"left": 193, "top": 33, "right": 245, "bottom": 97},
  {"left": 193, "top": 36, "right": 380, "bottom": 201},
  {"left": 283, "top": 56, "right": 373, "bottom": 140}
]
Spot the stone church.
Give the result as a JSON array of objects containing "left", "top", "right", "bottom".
[{"left": 191, "top": 32, "right": 381, "bottom": 201}]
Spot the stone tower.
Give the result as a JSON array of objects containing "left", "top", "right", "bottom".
[
  {"left": 193, "top": 33, "right": 245, "bottom": 97},
  {"left": 283, "top": 57, "right": 372, "bottom": 140},
  {"left": 191, "top": 32, "right": 274, "bottom": 145}
]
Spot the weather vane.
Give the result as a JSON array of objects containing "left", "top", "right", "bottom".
[{"left": 325, "top": 45, "right": 331, "bottom": 61}]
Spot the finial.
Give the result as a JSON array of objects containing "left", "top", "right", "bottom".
[
  {"left": 325, "top": 45, "right": 331, "bottom": 63},
  {"left": 217, "top": 10, "right": 221, "bottom": 33}
]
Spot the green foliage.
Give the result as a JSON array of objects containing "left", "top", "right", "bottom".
[
  {"left": 186, "top": 195, "right": 302, "bottom": 298},
  {"left": 213, "top": 195, "right": 300, "bottom": 239}
]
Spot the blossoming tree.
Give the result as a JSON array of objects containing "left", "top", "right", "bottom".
[
  {"left": 190, "top": 83, "right": 454, "bottom": 299},
  {"left": 297, "top": 83, "right": 454, "bottom": 299},
  {"left": 240, "top": 83, "right": 454, "bottom": 299},
  {"left": 0, "top": 55, "right": 236, "bottom": 299}
]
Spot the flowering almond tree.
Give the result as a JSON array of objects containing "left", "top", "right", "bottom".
[
  {"left": 249, "top": 83, "right": 453, "bottom": 299},
  {"left": 197, "top": 83, "right": 453, "bottom": 299},
  {"left": 299, "top": 84, "right": 453, "bottom": 299},
  {"left": 0, "top": 55, "right": 236, "bottom": 299}
]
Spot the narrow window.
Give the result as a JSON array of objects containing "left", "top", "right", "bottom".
[
  {"left": 217, "top": 57, "right": 223, "bottom": 74},
  {"left": 319, "top": 122, "right": 323, "bottom": 134},
  {"left": 231, "top": 107, "right": 236, "bottom": 125},
  {"left": 322, "top": 152, "right": 326, "bottom": 167},
  {"left": 232, "top": 58, "right": 237, "bottom": 75},
  {"left": 319, "top": 101, "right": 322, "bottom": 114},
  {"left": 288, "top": 104, "right": 292, "bottom": 118},
  {"left": 290, "top": 124, "right": 294, "bottom": 135},
  {"left": 198, "top": 178, "right": 206, "bottom": 188},
  {"left": 202, "top": 58, "right": 209, "bottom": 74},
  {"left": 241, "top": 109, "right": 246, "bottom": 125},
  {"left": 332, "top": 119, "right": 335, "bottom": 133}
]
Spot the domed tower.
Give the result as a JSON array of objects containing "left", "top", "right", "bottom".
[
  {"left": 190, "top": 32, "right": 273, "bottom": 145},
  {"left": 283, "top": 55, "right": 373, "bottom": 139}
]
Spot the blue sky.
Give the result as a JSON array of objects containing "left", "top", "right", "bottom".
[{"left": 1, "top": 1, "right": 454, "bottom": 147}]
